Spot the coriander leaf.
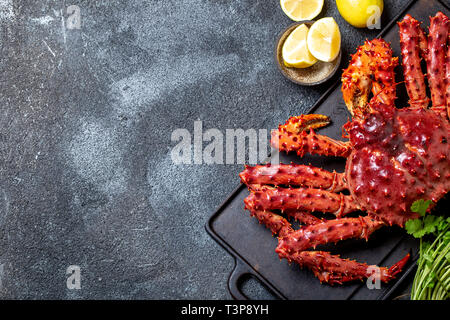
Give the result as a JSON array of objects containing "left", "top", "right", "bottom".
[
  {"left": 405, "top": 219, "right": 424, "bottom": 238},
  {"left": 422, "top": 215, "right": 443, "bottom": 236},
  {"left": 437, "top": 217, "right": 450, "bottom": 232},
  {"left": 411, "top": 199, "right": 433, "bottom": 217}
]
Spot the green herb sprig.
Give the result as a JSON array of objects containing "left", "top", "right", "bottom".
[{"left": 405, "top": 199, "right": 450, "bottom": 300}]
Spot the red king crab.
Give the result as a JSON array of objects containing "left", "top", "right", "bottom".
[{"left": 239, "top": 12, "right": 450, "bottom": 285}]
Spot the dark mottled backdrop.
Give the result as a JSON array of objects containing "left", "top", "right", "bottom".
[{"left": 0, "top": 0, "right": 424, "bottom": 299}]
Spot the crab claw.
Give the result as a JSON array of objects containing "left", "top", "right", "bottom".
[
  {"left": 272, "top": 114, "right": 330, "bottom": 142},
  {"left": 271, "top": 115, "right": 351, "bottom": 157},
  {"left": 270, "top": 114, "right": 329, "bottom": 154}
]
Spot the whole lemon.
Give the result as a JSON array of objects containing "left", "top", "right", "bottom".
[{"left": 336, "top": 0, "right": 384, "bottom": 28}]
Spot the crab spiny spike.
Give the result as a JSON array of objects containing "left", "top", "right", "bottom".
[{"left": 398, "top": 14, "right": 429, "bottom": 109}]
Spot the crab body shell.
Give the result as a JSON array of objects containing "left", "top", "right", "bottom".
[{"left": 346, "top": 105, "right": 450, "bottom": 226}]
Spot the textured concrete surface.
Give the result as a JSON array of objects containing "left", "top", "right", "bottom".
[{"left": 0, "top": 0, "right": 417, "bottom": 299}]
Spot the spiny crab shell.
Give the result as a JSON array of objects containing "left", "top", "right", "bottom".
[{"left": 345, "top": 103, "right": 450, "bottom": 227}]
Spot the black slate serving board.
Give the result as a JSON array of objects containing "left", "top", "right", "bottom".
[{"left": 206, "top": 0, "right": 450, "bottom": 300}]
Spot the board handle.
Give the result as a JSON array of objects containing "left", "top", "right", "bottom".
[{"left": 227, "top": 259, "right": 252, "bottom": 300}]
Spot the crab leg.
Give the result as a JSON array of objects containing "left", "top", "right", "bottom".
[
  {"left": 245, "top": 207, "right": 294, "bottom": 237},
  {"left": 398, "top": 14, "right": 430, "bottom": 109},
  {"left": 245, "top": 187, "right": 359, "bottom": 217},
  {"left": 276, "top": 216, "right": 385, "bottom": 253},
  {"left": 285, "top": 210, "right": 323, "bottom": 225},
  {"left": 285, "top": 251, "right": 411, "bottom": 284},
  {"left": 245, "top": 206, "right": 321, "bottom": 234},
  {"left": 240, "top": 164, "right": 347, "bottom": 192},
  {"left": 275, "top": 216, "right": 408, "bottom": 285},
  {"left": 244, "top": 186, "right": 325, "bottom": 226},
  {"left": 427, "top": 12, "right": 449, "bottom": 114},
  {"left": 244, "top": 204, "right": 409, "bottom": 284}
]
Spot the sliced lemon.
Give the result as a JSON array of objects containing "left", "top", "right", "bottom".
[
  {"left": 307, "top": 17, "right": 341, "bottom": 62},
  {"left": 282, "top": 24, "right": 318, "bottom": 68},
  {"left": 280, "top": 0, "right": 324, "bottom": 21}
]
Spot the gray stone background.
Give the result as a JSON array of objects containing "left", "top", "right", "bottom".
[{"left": 0, "top": 0, "right": 430, "bottom": 299}]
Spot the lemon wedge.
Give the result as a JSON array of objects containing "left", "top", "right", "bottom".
[
  {"left": 282, "top": 24, "right": 318, "bottom": 68},
  {"left": 307, "top": 17, "right": 341, "bottom": 62},
  {"left": 280, "top": 0, "right": 324, "bottom": 21}
]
